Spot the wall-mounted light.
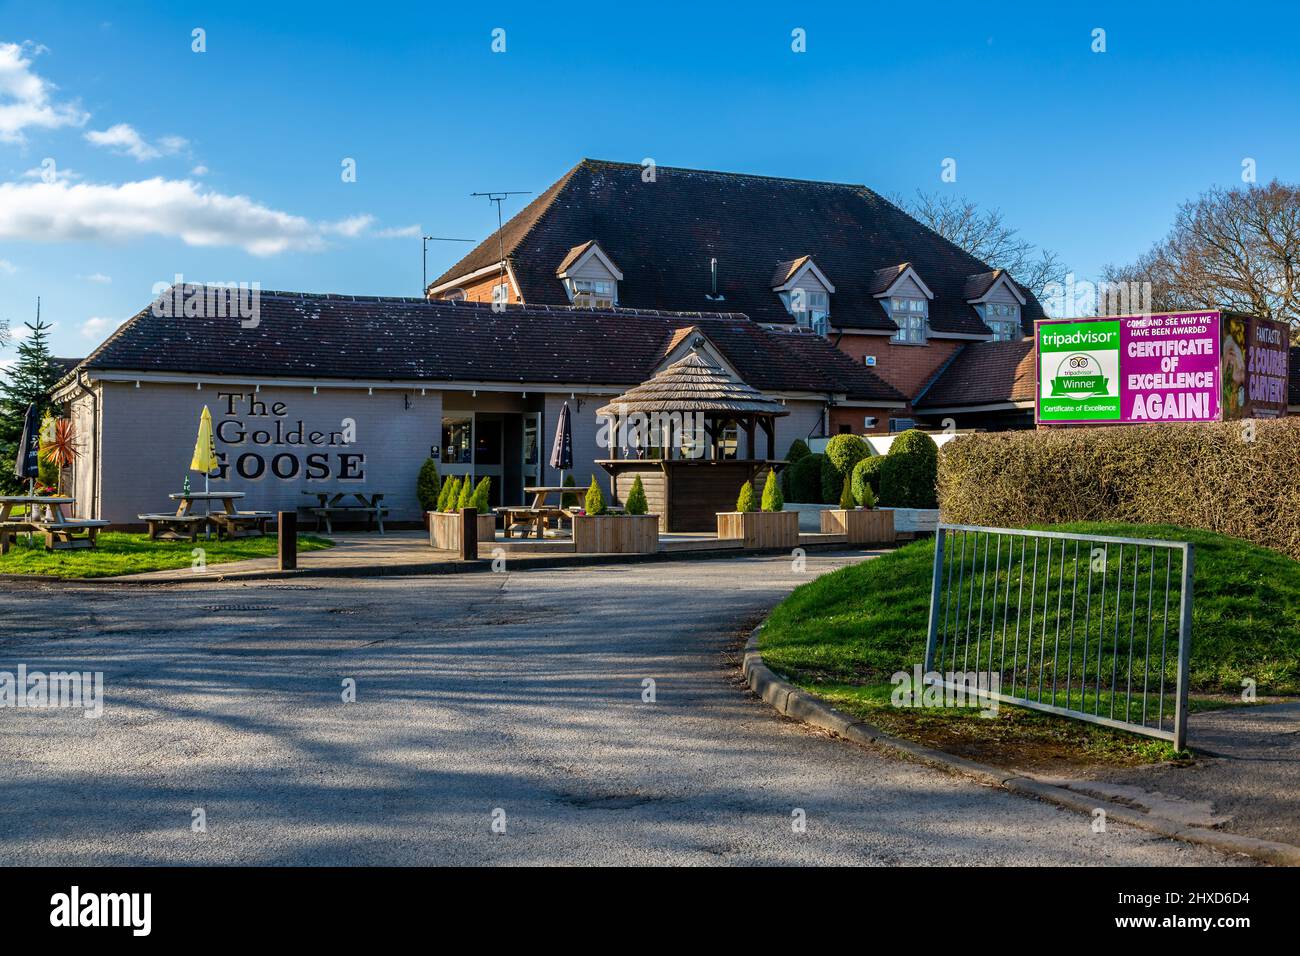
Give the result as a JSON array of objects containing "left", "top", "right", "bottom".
[
  {"left": 134, "top": 381, "right": 140, "bottom": 388},
  {"left": 313, "top": 385, "right": 318, "bottom": 395},
  {"left": 196, "top": 382, "right": 202, "bottom": 390}
]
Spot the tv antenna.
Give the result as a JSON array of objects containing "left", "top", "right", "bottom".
[
  {"left": 471, "top": 190, "right": 531, "bottom": 295},
  {"left": 422, "top": 236, "right": 476, "bottom": 296}
]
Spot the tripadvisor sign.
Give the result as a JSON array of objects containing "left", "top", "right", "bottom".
[{"left": 1035, "top": 311, "right": 1291, "bottom": 425}]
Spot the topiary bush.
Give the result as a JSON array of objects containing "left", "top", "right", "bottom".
[
  {"left": 472, "top": 476, "right": 491, "bottom": 513},
  {"left": 584, "top": 476, "right": 607, "bottom": 515},
  {"left": 561, "top": 473, "right": 579, "bottom": 508},
  {"left": 851, "top": 455, "right": 883, "bottom": 507},
  {"left": 938, "top": 419, "right": 1300, "bottom": 561},
  {"left": 788, "top": 453, "right": 825, "bottom": 503},
  {"left": 456, "top": 477, "right": 474, "bottom": 510},
  {"left": 625, "top": 475, "right": 648, "bottom": 515},
  {"left": 440, "top": 476, "right": 461, "bottom": 513},
  {"left": 839, "top": 475, "right": 855, "bottom": 510},
  {"left": 786, "top": 439, "right": 811, "bottom": 463},
  {"left": 417, "top": 458, "right": 441, "bottom": 512},
  {"left": 879, "top": 429, "right": 939, "bottom": 508},
  {"left": 761, "top": 470, "right": 784, "bottom": 512},
  {"left": 821, "top": 434, "right": 869, "bottom": 503},
  {"left": 735, "top": 480, "right": 757, "bottom": 513}
]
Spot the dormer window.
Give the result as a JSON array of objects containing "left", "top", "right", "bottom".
[
  {"left": 571, "top": 278, "right": 616, "bottom": 309},
  {"left": 889, "top": 297, "right": 929, "bottom": 344},
  {"left": 556, "top": 240, "right": 623, "bottom": 310},
  {"left": 772, "top": 256, "right": 835, "bottom": 337},
  {"left": 983, "top": 302, "right": 1021, "bottom": 341}
]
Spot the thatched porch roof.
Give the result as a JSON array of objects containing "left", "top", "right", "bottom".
[{"left": 596, "top": 350, "right": 789, "bottom": 418}]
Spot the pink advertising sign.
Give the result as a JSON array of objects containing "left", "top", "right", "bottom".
[{"left": 1119, "top": 311, "right": 1220, "bottom": 422}]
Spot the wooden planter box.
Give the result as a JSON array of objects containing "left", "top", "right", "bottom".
[
  {"left": 716, "top": 510, "right": 800, "bottom": 549},
  {"left": 820, "top": 508, "right": 895, "bottom": 545},
  {"left": 427, "top": 511, "right": 496, "bottom": 551},
  {"left": 572, "top": 514, "right": 660, "bottom": 554}
]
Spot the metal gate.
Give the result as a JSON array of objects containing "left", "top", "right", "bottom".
[{"left": 924, "top": 525, "right": 1194, "bottom": 750}]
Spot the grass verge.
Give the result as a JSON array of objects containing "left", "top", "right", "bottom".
[
  {"left": 760, "top": 523, "right": 1299, "bottom": 768},
  {"left": 0, "top": 532, "right": 333, "bottom": 578}
]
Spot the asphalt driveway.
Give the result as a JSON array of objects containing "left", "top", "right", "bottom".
[{"left": 0, "top": 553, "right": 1244, "bottom": 865}]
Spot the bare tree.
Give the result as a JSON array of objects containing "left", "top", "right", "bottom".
[
  {"left": 1102, "top": 179, "right": 1300, "bottom": 342},
  {"left": 892, "top": 190, "right": 1068, "bottom": 299}
]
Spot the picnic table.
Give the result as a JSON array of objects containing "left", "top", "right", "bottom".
[
  {"left": 301, "top": 490, "right": 388, "bottom": 534},
  {"left": 494, "top": 486, "right": 574, "bottom": 539},
  {"left": 0, "top": 495, "right": 109, "bottom": 552},
  {"left": 139, "top": 491, "right": 272, "bottom": 541}
]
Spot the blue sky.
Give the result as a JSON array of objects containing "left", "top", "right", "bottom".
[{"left": 2, "top": 0, "right": 1298, "bottom": 360}]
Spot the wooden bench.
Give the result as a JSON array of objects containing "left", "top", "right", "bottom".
[
  {"left": 495, "top": 506, "right": 567, "bottom": 539},
  {"left": 306, "top": 506, "right": 388, "bottom": 535},
  {"left": 209, "top": 511, "right": 275, "bottom": 540},
  {"left": 0, "top": 519, "right": 35, "bottom": 555},
  {"left": 139, "top": 513, "right": 208, "bottom": 542},
  {"left": 38, "top": 519, "right": 110, "bottom": 551}
]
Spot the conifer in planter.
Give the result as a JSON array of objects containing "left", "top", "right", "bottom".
[
  {"left": 718, "top": 478, "right": 798, "bottom": 548},
  {"left": 821, "top": 473, "right": 893, "bottom": 544},
  {"left": 427, "top": 475, "right": 495, "bottom": 549},
  {"left": 572, "top": 474, "right": 658, "bottom": 553}
]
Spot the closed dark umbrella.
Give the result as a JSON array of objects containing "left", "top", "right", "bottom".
[
  {"left": 549, "top": 402, "right": 573, "bottom": 485},
  {"left": 13, "top": 404, "right": 39, "bottom": 488}
]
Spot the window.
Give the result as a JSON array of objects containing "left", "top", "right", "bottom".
[
  {"left": 984, "top": 301, "right": 1021, "bottom": 341},
  {"left": 890, "top": 297, "right": 928, "bottom": 344},
  {"left": 441, "top": 417, "right": 473, "bottom": 464},
  {"left": 570, "top": 278, "right": 616, "bottom": 308},
  {"left": 785, "top": 289, "right": 830, "bottom": 336},
  {"left": 491, "top": 282, "right": 509, "bottom": 305}
]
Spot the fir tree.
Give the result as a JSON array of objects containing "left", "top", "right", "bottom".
[{"left": 0, "top": 313, "right": 62, "bottom": 493}]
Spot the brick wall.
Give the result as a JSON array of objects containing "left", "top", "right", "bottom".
[{"left": 835, "top": 334, "right": 963, "bottom": 401}]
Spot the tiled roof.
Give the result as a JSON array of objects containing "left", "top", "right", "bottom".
[
  {"left": 770, "top": 256, "right": 811, "bottom": 288},
  {"left": 915, "top": 338, "right": 1037, "bottom": 409},
  {"left": 867, "top": 263, "right": 910, "bottom": 295},
  {"left": 69, "top": 287, "right": 904, "bottom": 403},
  {"left": 429, "top": 159, "right": 1046, "bottom": 336}
]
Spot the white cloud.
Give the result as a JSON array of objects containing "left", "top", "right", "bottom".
[
  {"left": 22, "top": 163, "right": 81, "bottom": 183},
  {"left": 0, "top": 258, "right": 15, "bottom": 273},
  {"left": 85, "top": 123, "right": 188, "bottom": 161},
  {"left": 79, "top": 316, "right": 113, "bottom": 338},
  {"left": 0, "top": 41, "right": 88, "bottom": 143},
  {"left": 190, "top": 164, "right": 208, "bottom": 176},
  {"left": 10, "top": 321, "right": 57, "bottom": 342},
  {"left": 375, "top": 223, "right": 421, "bottom": 239},
  {"left": 0, "top": 176, "right": 376, "bottom": 256},
  {"left": 78, "top": 272, "right": 111, "bottom": 283}
]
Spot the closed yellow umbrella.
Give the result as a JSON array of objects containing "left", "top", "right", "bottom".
[
  {"left": 190, "top": 406, "right": 219, "bottom": 536},
  {"left": 190, "top": 406, "right": 218, "bottom": 476}
]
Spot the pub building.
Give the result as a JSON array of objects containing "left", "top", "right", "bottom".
[{"left": 52, "top": 286, "right": 904, "bottom": 526}]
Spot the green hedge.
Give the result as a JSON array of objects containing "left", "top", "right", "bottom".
[
  {"left": 938, "top": 420, "right": 1300, "bottom": 560},
  {"left": 821, "top": 434, "right": 869, "bottom": 503},
  {"left": 879, "top": 430, "right": 938, "bottom": 508},
  {"left": 851, "top": 456, "right": 883, "bottom": 506},
  {"left": 788, "top": 453, "right": 825, "bottom": 503}
]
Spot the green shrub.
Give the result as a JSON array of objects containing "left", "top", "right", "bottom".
[
  {"left": 561, "top": 473, "right": 578, "bottom": 508},
  {"left": 820, "top": 434, "right": 869, "bottom": 503},
  {"left": 788, "top": 453, "right": 824, "bottom": 503},
  {"left": 472, "top": 476, "right": 491, "bottom": 513},
  {"left": 434, "top": 474, "right": 453, "bottom": 512},
  {"left": 879, "top": 430, "right": 939, "bottom": 508},
  {"left": 839, "top": 475, "right": 855, "bottom": 510},
  {"left": 440, "top": 476, "right": 461, "bottom": 513},
  {"left": 786, "top": 439, "right": 811, "bottom": 463},
  {"left": 735, "top": 481, "right": 757, "bottom": 513},
  {"left": 938, "top": 419, "right": 1300, "bottom": 561},
  {"left": 456, "top": 477, "right": 474, "bottom": 510},
  {"left": 625, "top": 476, "right": 648, "bottom": 515},
  {"left": 760, "top": 470, "right": 783, "bottom": 512},
  {"left": 417, "top": 458, "right": 441, "bottom": 512},
  {"left": 584, "top": 476, "right": 607, "bottom": 515},
  {"left": 851, "top": 455, "right": 883, "bottom": 507}
]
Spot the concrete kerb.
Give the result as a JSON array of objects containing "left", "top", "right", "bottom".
[
  {"left": 0, "top": 539, "right": 892, "bottom": 588},
  {"left": 742, "top": 627, "right": 1300, "bottom": 866}
]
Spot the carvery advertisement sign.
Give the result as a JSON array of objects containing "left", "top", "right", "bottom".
[{"left": 1035, "top": 310, "right": 1289, "bottom": 424}]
